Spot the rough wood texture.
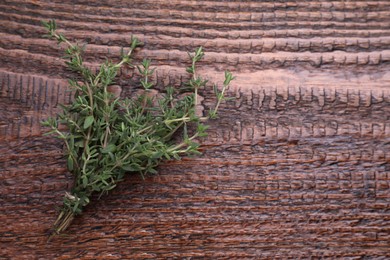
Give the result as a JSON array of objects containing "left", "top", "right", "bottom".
[{"left": 1, "top": 1, "right": 390, "bottom": 259}]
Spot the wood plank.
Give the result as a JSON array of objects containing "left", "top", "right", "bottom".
[{"left": 1, "top": 0, "right": 390, "bottom": 258}]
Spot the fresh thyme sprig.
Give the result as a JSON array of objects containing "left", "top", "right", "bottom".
[{"left": 41, "top": 20, "right": 234, "bottom": 239}]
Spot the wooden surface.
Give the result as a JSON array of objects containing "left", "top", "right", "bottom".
[{"left": 1, "top": 0, "right": 390, "bottom": 259}]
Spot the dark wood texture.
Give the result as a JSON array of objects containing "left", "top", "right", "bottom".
[{"left": 1, "top": 1, "right": 390, "bottom": 259}]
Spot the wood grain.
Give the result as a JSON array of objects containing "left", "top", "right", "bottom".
[{"left": 1, "top": 0, "right": 390, "bottom": 259}]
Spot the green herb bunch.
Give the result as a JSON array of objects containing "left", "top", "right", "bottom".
[{"left": 41, "top": 20, "right": 234, "bottom": 238}]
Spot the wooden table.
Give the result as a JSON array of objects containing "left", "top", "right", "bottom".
[{"left": 1, "top": 1, "right": 390, "bottom": 258}]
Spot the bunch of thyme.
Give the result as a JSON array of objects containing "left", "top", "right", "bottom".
[{"left": 41, "top": 20, "right": 234, "bottom": 238}]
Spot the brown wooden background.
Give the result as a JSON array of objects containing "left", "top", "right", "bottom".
[{"left": 1, "top": 0, "right": 390, "bottom": 259}]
